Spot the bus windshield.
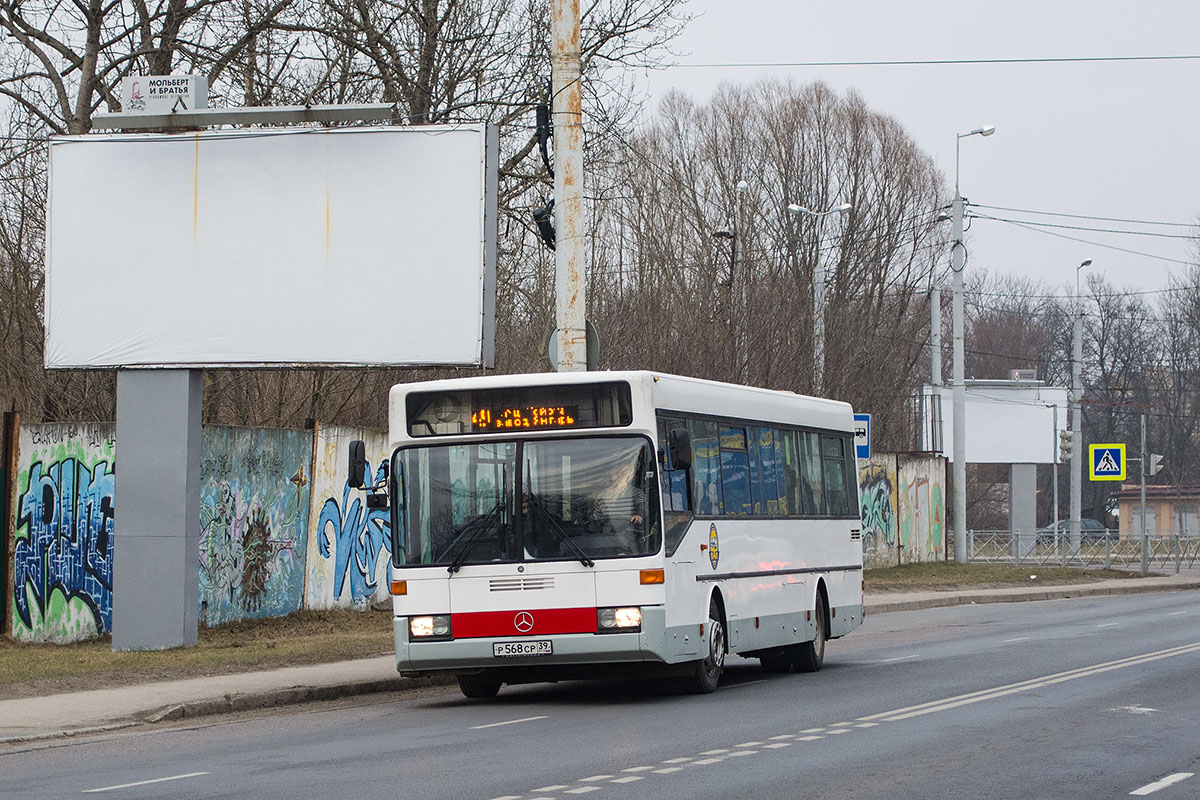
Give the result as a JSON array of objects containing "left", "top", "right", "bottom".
[{"left": 395, "top": 436, "right": 660, "bottom": 567}]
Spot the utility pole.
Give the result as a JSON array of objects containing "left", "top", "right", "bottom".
[
  {"left": 552, "top": 0, "right": 586, "bottom": 371},
  {"left": 1141, "top": 413, "right": 1149, "bottom": 576},
  {"left": 951, "top": 190, "right": 968, "bottom": 563},
  {"left": 930, "top": 287, "right": 942, "bottom": 453},
  {"left": 1070, "top": 260, "right": 1090, "bottom": 556}
]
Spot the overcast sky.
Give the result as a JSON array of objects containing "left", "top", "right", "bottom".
[{"left": 639, "top": 0, "right": 1200, "bottom": 299}]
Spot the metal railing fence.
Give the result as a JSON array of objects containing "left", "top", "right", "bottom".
[{"left": 954, "top": 530, "right": 1200, "bottom": 574}]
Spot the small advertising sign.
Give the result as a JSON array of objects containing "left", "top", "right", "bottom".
[{"left": 120, "top": 75, "right": 209, "bottom": 114}]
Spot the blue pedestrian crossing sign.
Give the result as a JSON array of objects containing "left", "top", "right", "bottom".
[{"left": 1089, "top": 443, "right": 1126, "bottom": 481}]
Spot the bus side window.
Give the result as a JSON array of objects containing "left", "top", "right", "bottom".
[
  {"left": 821, "top": 434, "right": 852, "bottom": 516},
  {"left": 687, "top": 418, "right": 721, "bottom": 516},
  {"left": 656, "top": 417, "right": 691, "bottom": 512},
  {"left": 800, "top": 431, "right": 825, "bottom": 515},
  {"left": 778, "top": 429, "right": 800, "bottom": 516},
  {"left": 719, "top": 426, "right": 752, "bottom": 516},
  {"left": 753, "top": 427, "right": 783, "bottom": 516}
]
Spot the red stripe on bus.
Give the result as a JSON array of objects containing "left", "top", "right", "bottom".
[{"left": 452, "top": 607, "right": 597, "bottom": 638}]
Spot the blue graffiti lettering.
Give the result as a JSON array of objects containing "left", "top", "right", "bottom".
[
  {"left": 318, "top": 462, "right": 391, "bottom": 606},
  {"left": 13, "top": 458, "right": 116, "bottom": 635}
]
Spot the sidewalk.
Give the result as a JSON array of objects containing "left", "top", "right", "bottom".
[{"left": 2, "top": 573, "right": 1198, "bottom": 746}]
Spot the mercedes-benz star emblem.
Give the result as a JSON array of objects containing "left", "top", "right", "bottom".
[{"left": 514, "top": 611, "right": 535, "bottom": 633}]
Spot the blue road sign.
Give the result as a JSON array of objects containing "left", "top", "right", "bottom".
[
  {"left": 1089, "top": 443, "right": 1126, "bottom": 481},
  {"left": 853, "top": 413, "right": 871, "bottom": 459}
]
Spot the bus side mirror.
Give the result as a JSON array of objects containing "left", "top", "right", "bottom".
[
  {"left": 669, "top": 428, "right": 692, "bottom": 470},
  {"left": 348, "top": 440, "right": 366, "bottom": 489}
]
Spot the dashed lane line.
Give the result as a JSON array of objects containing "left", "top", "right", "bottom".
[
  {"left": 1130, "top": 773, "right": 1195, "bottom": 796},
  {"left": 490, "top": 642, "right": 1200, "bottom": 800},
  {"left": 83, "top": 772, "right": 210, "bottom": 794},
  {"left": 471, "top": 715, "right": 549, "bottom": 730}
]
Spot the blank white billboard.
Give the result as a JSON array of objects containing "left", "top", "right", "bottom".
[
  {"left": 921, "top": 382, "right": 1069, "bottom": 464},
  {"left": 45, "top": 124, "right": 497, "bottom": 368}
]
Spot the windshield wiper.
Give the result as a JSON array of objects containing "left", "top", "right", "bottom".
[
  {"left": 446, "top": 501, "right": 505, "bottom": 574},
  {"left": 527, "top": 496, "right": 595, "bottom": 568}
]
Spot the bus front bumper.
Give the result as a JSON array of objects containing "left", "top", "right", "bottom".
[{"left": 394, "top": 606, "right": 673, "bottom": 676}]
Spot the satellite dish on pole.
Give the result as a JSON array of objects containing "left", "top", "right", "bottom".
[{"left": 546, "top": 321, "right": 599, "bottom": 371}]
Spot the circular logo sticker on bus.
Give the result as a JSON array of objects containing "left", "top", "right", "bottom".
[{"left": 708, "top": 523, "right": 719, "bottom": 570}]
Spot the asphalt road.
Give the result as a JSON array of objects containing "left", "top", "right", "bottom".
[{"left": 3, "top": 591, "right": 1199, "bottom": 800}]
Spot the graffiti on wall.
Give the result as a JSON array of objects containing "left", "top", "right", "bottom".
[
  {"left": 306, "top": 428, "right": 392, "bottom": 610},
  {"left": 858, "top": 453, "right": 946, "bottom": 567},
  {"left": 11, "top": 425, "right": 116, "bottom": 642},
  {"left": 199, "top": 427, "right": 311, "bottom": 625},
  {"left": 859, "top": 458, "right": 897, "bottom": 565}
]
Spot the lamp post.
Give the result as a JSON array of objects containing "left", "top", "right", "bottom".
[
  {"left": 713, "top": 181, "right": 749, "bottom": 382},
  {"left": 1070, "top": 258, "right": 1091, "bottom": 556},
  {"left": 788, "top": 201, "right": 852, "bottom": 395},
  {"left": 950, "top": 123, "right": 995, "bottom": 563}
]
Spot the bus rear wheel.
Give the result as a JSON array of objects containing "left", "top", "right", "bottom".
[
  {"left": 685, "top": 599, "right": 725, "bottom": 694},
  {"left": 458, "top": 675, "right": 502, "bottom": 699},
  {"left": 788, "top": 592, "right": 827, "bottom": 673}
]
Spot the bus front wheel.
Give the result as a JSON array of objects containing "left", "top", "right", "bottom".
[
  {"left": 458, "top": 675, "right": 502, "bottom": 699},
  {"left": 789, "top": 592, "right": 827, "bottom": 673},
  {"left": 685, "top": 599, "right": 725, "bottom": 694}
]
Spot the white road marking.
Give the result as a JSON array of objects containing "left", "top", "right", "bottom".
[
  {"left": 700, "top": 748, "right": 730, "bottom": 755},
  {"left": 1168, "top": 611, "right": 1187, "bottom": 616},
  {"left": 533, "top": 785, "right": 568, "bottom": 792},
  {"left": 857, "top": 641, "right": 1200, "bottom": 724},
  {"left": 832, "top": 722, "right": 855, "bottom": 727},
  {"left": 797, "top": 735, "right": 824, "bottom": 741},
  {"left": 579, "top": 775, "right": 612, "bottom": 782},
  {"left": 735, "top": 741, "right": 763, "bottom": 747},
  {"left": 653, "top": 767, "right": 684, "bottom": 774},
  {"left": 769, "top": 734, "right": 796, "bottom": 740},
  {"left": 1097, "top": 622, "right": 1120, "bottom": 628},
  {"left": 471, "top": 715, "right": 548, "bottom": 730},
  {"left": 693, "top": 757, "right": 724, "bottom": 765},
  {"left": 856, "top": 722, "right": 880, "bottom": 728},
  {"left": 764, "top": 742, "right": 793, "bottom": 749},
  {"left": 879, "top": 654, "right": 920, "bottom": 663},
  {"left": 621, "top": 766, "right": 655, "bottom": 772},
  {"left": 566, "top": 787, "right": 601, "bottom": 795},
  {"left": 1004, "top": 637, "right": 1032, "bottom": 643},
  {"left": 827, "top": 729, "right": 850, "bottom": 735},
  {"left": 801, "top": 727, "right": 825, "bottom": 733},
  {"left": 728, "top": 750, "right": 757, "bottom": 757},
  {"left": 611, "top": 776, "right": 644, "bottom": 784},
  {"left": 83, "top": 772, "right": 210, "bottom": 793},
  {"left": 490, "top": 796, "right": 523, "bottom": 800},
  {"left": 722, "top": 680, "right": 767, "bottom": 689},
  {"left": 1111, "top": 706, "right": 1157, "bottom": 715},
  {"left": 1131, "top": 772, "right": 1195, "bottom": 795},
  {"left": 661, "top": 757, "right": 693, "bottom": 764}
]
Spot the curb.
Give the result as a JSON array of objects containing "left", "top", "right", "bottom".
[{"left": 865, "top": 579, "right": 1200, "bottom": 616}]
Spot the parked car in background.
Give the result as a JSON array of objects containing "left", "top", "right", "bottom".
[{"left": 1036, "top": 518, "right": 1116, "bottom": 544}]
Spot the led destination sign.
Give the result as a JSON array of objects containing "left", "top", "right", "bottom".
[
  {"left": 472, "top": 405, "right": 579, "bottom": 431},
  {"left": 406, "top": 382, "right": 632, "bottom": 437}
]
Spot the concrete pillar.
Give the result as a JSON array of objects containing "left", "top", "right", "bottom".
[{"left": 113, "top": 369, "right": 201, "bottom": 650}]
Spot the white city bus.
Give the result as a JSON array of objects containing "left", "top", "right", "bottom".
[{"left": 351, "top": 371, "right": 864, "bottom": 698}]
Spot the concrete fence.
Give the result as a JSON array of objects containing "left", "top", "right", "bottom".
[{"left": 3, "top": 419, "right": 938, "bottom": 643}]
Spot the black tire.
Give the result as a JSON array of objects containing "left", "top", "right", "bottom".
[
  {"left": 759, "top": 651, "right": 791, "bottom": 673},
  {"left": 458, "top": 675, "right": 502, "bottom": 699},
  {"left": 684, "top": 598, "right": 725, "bottom": 693},
  {"left": 789, "top": 591, "right": 827, "bottom": 673}
]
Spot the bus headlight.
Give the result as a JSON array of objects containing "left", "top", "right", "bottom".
[
  {"left": 597, "top": 607, "right": 641, "bottom": 633},
  {"left": 409, "top": 615, "right": 452, "bottom": 640}
]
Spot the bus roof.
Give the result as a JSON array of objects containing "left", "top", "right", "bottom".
[{"left": 389, "top": 371, "right": 856, "bottom": 442}]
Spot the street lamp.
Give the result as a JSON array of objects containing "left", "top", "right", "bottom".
[
  {"left": 712, "top": 181, "right": 749, "bottom": 381},
  {"left": 950, "top": 123, "right": 996, "bottom": 564},
  {"left": 788, "top": 202, "right": 853, "bottom": 395},
  {"left": 1070, "top": 258, "right": 1092, "bottom": 556}
]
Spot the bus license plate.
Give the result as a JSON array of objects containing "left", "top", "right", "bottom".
[{"left": 493, "top": 640, "right": 552, "bottom": 658}]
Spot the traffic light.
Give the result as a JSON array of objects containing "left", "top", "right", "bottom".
[
  {"left": 1058, "top": 428, "right": 1073, "bottom": 462},
  {"left": 1148, "top": 453, "right": 1164, "bottom": 476}
]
